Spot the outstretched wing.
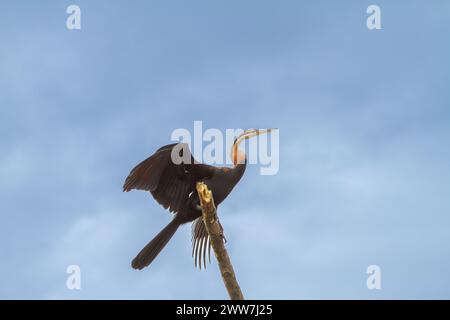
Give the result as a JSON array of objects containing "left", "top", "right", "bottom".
[
  {"left": 124, "top": 143, "right": 219, "bottom": 268},
  {"left": 123, "top": 143, "right": 177, "bottom": 193},
  {"left": 123, "top": 143, "right": 214, "bottom": 215}
]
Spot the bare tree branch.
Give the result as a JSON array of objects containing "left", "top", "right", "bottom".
[{"left": 196, "top": 182, "right": 244, "bottom": 300}]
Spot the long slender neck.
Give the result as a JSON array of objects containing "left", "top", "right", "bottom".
[
  {"left": 231, "top": 137, "right": 247, "bottom": 166},
  {"left": 230, "top": 159, "right": 246, "bottom": 183},
  {"left": 229, "top": 143, "right": 247, "bottom": 190}
]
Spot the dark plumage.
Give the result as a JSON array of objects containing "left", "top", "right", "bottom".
[{"left": 123, "top": 129, "right": 272, "bottom": 269}]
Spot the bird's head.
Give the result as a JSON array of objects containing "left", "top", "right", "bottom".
[{"left": 231, "top": 128, "right": 277, "bottom": 165}]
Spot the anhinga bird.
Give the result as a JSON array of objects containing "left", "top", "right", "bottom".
[{"left": 123, "top": 128, "right": 273, "bottom": 270}]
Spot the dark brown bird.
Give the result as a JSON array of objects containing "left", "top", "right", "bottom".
[{"left": 123, "top": 129, "right": 273, "bottom": 269}]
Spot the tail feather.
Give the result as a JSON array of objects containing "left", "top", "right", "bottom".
[{"left": 132, "top": 219, "right": 180, "bottom": 270}]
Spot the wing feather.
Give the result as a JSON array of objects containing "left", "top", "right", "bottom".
[
  {"left": 123, "top": 143, "right": 215, "bottom": 216},
  {"left": 124, "top": 143, "right": 219, "bottom": 268},
  {"left": 191, "top": 217, "right": 211, "bottom": 269}
]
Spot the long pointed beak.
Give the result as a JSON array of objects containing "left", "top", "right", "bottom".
[
  {"left": 236, "top": 128, "right": 277, "bottom": 143},
  {"left": 255, "top": 128, "right": 277, "bottom": 136}
]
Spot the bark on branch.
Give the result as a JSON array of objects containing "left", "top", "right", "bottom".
[{"left": 196, "top": 182, "right": 244, "bottom": 300}]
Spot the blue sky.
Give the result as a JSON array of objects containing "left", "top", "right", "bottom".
[{"left": 1, "top": 0, "right": 450, "bottom": 299}]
